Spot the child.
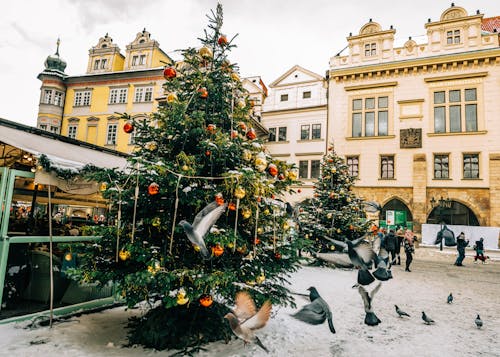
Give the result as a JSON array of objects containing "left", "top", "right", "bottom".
[{"left": 474, "top": 238, "right": 487, "bottom": 264}]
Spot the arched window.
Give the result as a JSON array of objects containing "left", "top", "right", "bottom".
[
  {"left": 380, "top": 198, "right": 413, "bottom": 226},
  {"left": 427, "top": 201, "right": 479, "bottom": 226}
]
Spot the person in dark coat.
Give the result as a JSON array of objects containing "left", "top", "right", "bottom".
[
  {"left": 474, "top": 237, "right": 486, "bottom": 263},
  {"left": 403, "top": 233, "right": 415, "bottom": 272},
  {"left": 385, "top": 229, "right": 398, "bottom": 263},
  {"left": 395, "top": 226, "right": 404, "bottom": 265},
  {"left": 454, "top": 232, "right": 469, "bottom": 266}
]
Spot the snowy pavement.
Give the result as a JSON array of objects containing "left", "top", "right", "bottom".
[{"left": 0, "top": 247, "right": 499, "bottom": 357}]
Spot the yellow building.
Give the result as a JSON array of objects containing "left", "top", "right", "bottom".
[
  {"left": 328, "top": 5, "right": 500, "bottom": 232},
  {"left": 37, "top": 30, "right": 172, "bottom": 153}
]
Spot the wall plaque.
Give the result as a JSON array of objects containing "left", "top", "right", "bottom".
[{"left": 400, "top": 128, "right": 422, "bottom": 148}]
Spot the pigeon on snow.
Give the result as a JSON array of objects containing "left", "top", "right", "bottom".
[
  {"left": 179, "top": 201, "right": 227, "bottom": 259},
  {"left": 355, "top": 282, "right": 382, "bottom": 326},
  {"left": 422, "top": 311, "right": 435, "bottom": 325},
  {"left": 475, "top": 314, "right": 483, "bottom": 329},
  {"left": 394, "top": 305, "right": 410, "bottom": 318},
  {"left": 224, "top": 291, "right": 272, "bottom": 353},
  {"left": 291, "top": 286, "right": 336, "bottom": 334},
  {"left": 447, "top": 293, "right": 453, "bottom": 304}
]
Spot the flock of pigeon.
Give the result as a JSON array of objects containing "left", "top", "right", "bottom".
[{"left": 178, "top": 202, "right": 484, "bottom": 353}]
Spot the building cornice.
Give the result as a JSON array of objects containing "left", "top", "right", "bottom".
[
  {"left": 423, "top": 71, "right": 488, "bottom": 82},
  {"left": 344, "top": 81, "right": 398, "bottom": 91},
  {"left": 262, "top": 105, "right": 327, "bottom": 116}
]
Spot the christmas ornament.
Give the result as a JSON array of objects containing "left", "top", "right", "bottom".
[
  {"left": 182, "top": 165, "right": 189, "bottom": 171},
  {"left": 64, "top": 252, "right": 73, "bottom": 261},
  {"left": 199, "top": 294, "right": 213, "bottom": 307},
  {"left": 246, "top": 128, "right": 257, "bottom": 140},
  {"left": 198, "top": 87, "right": 209, "bottom": 99},
  {"left": 207, "top": 123, "right": 216, "bottom": 133},
  {"left": 237, "top": 245, "right": 247, "bottom": 254},
  {"left": 255, "top": 154, "right": 267, "bottom": 172},
  {"left": 123, "top": 121, "right": 134, "bottom": 134},
  {"left": 205, "top": 150, "right": 211, "bottom": 156},
  {"left": 119, "top": 249, "right": 131, "bottom": 261},
  {"left": 274, "top": 252, "right": 282, "bottom": 260},
  {"left": 231, "top": 72, "right": 240, "bottom": 82},
  {"left": 218, "top": 34, "right": 228, "bottom": 46},
  {"left": 297, "top": 189, "right": 302, "bottom": 193},
  {"left": 100, "top": 182, "right": 107, "bottom": 191},
  {"left": 238, "top": 121, "right": 247, "bottom": 131},
  {"left": 330, "top": 245, "right": 336, "bottom": 251},
  {"left": 147, "top": 260, "right": 161, "bottom": 275},
  {"left": 331, "top": 167, "right": 337, "bottom": 173},
  {"left": 242, "top": 150, "right": 252, "bottom": 161},
  {"left": 166, "top": 92, "right": 178, "bottom": 103},
  {"left": 234, "top": 186, "right": 246, "bottom": 199},
  {"left": 227, "top": 242, "right": 234, "bottom": 249},
  {"left": 237, "top": 100, "right": 246, "bottom": 108},
  {"left": 212, "top": 244, "right": 224, "bottom": 257},
  {"left": 215, "top": 193, "right": 225, "bottom": 205},
  {"left": 228, "top": 202, "right": 236, "bottom": 211},
  {"left": 278, "top": 174, "right": 285, "bottom": 180},
  {"left": 163, "top": 67, "right": 177, "bottom": 79},
  {"left": 152, "top": 217, "right": 161, "bottom": 227},
  {"left": 254, "top": 237, "right": 261, "bottom": 245},
  {"left": 148, "top": 182, "right": 160, "bottom": 195},
  {"left": 177, "top": 289, "right": 189, "bottom": 305},
  {"left": 267, "top": 163, "right": 278, "bottom": 177},
  {"left": 287, "top": 171, "right": 298, "bottom": 180},
  {"left": 241, "top": 207, "right": 252, "bottom": 219},
  {"left": 328, "top": 159, "right": 334, "bottom": 163},
  {"left": 256, "top": 273, "right": 266, "bottom": 284},
  {"left": 199, "top": 46, "right": 213, "bottom": 58},
  {"left": 230, "top": 130, "right": 238, "bottom": 139},
  {"left": 145, "top": 141, "right": 157, "bottom": 151}
]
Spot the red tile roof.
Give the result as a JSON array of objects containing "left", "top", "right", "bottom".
[{"left": 482, "top": 16, "right": 500, "bottom": 33}]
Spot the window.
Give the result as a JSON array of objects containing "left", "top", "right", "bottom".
[
  {"left": 280, "top": 94, "right": 288, "bottom": 102},
  {"left": 433, "top": 88, "right": 477, "bottom": 133},
  {"left": 434, "top": 154, "right": 449, "bottom": 179},
  {"left": 50, "top": 126, "right": 59, "bottom": 134},
  {"left": 106, "top": 123, "right": 118, "bottom": 145},
  {"left": 100, "top": 59, "right": 107, "bottom": 69},
  {"left": 268, "top": 128, "right": 276, "bottom": 141},
  {"left": 43, "top": 89, "right": 52, "bottom": 104},
  {"left": 134, "top": 86, "right": 153, "bottom": 102},
  {"left": 132, "top": 56, "right": 138, "bottom": 66},
  {"left": 39, "top": 124, "right": 47, "bottom": 130},
  {"left": 94, "top": 59, "right": 100, "bottom": 70},
  {"left": 300, "top": 125, "right": 310, "bottom": 140},
  {"left": 310, "top": 160, "right": 320, "bottom": 178},
  {"left": 302, "top": 91, "right": 311, "bottom": 99},
  {"left": 463, "top": 153, "right": 479, "bottom": 179},
  {"left": 380, "top": 155, "right": 394, "bottom": 179},
  {"left": 110, "top": 88, "right": 128, "bottom": 104},
  {"left": 68, "top": 125, "right": 78, "bottom": 139},
  {"left": 446, "top": 30, "right": 460, "bottom": 45},
  {"left": 299, "top": 161, "right": 308, "bottom": 179},
  {"left": 139, "top": 55, "right": 146, "bottom": 65},
  {"left": 347, "top": 156, "right": 359, "bottom": 177},
  {"left": 54, "top": 91, "right": 64, "bottom": 106},
  {"left": 278, "top": 127, "right": 287, "bottom": 141},
  {"left": 74, "top": 90, "right": 91, "bottom": 106},
  {"left": 311, "top": 124, "right": 321, "bottom": 139},
  {"left": 364, "top": 43, "right": 376, "bottom": 56},
  {"left": 351, "top": 96, "right": 389, "bottom": 137}
]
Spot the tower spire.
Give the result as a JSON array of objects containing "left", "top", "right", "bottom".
[{"left": 56, "top": 38, "right": 61, "bottom": 56}]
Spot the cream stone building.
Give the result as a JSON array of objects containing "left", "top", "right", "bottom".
[
  {"left": 262, "top": 65, "right": 328, "bottom": 202},
  {"left": 328, "top": 4, "right": 500, "bottom": 232}
]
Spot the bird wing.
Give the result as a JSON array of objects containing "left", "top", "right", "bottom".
[
  {"left": 241, "top": 300, "right": 272, "bottom": 331},
  {"left": 370, "top": 282, "right": 382, "bottom": 300},
  {"left": 234, "top": 291, "right": 257, "bottom": 321},
  {"left": 357, "top": 285, "right": 371, "bottom": 311},
  {"left": 292, "top": 299, "right": 327, "bottom": 325},
  {"left": 192, "top": 202, "right": 227, "bottom": 238},
  {"left": 324, "top": 237, "right": 347, "bottom": 250},
  {"left": 354, "top": 243, "right": 376, "bottom": 265},
  {"left": 372, "top": 235, "right": 381, "bottom": 254}
]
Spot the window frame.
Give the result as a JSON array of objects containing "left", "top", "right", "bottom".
[
  {"left": 433, "top": 154, "right": 450, "bottom": 179},
  {"left": 300, "top": 125, "right": 310, "bottom": 140},
  {"left": 380, "top": 155, "right": 395, "bottom": 179},
  {"left": 310, "top": 160, "right": 320, "bottom": 179},
  {"left": 311, "top": 124, "right": 321, "bottom": 139},
  {"left": 351, "top": 95, "right": 390, "bottom": 137},
  {"left": 278, "top": 127, "right": 287, "bottom": 142},
  {"left": 302, "top": 91, "right": 311, "bottom": 99},
  {"left": 268, "top": 127, "right": 276, "bottom": 142},
  {"left": 74, "top": 90, "right": 92, "bottom": 107},
  {"left": 106, "top": 123, "right": 118, "bottom": 145},
  {"left": 109, "top": 88, "right": 128, "bottom": 104},
  {"left": 67, "top": 125, "right": 78, "bottom": 139},
  {"left": 432, "top": 87, "right": 478, "bottom": 134},
  {"left": 463, "top": 153, "right": 479, "bottom": 179},
  {"left": 134, "top": 86, "right": 154, "bottom": 103},
  {"left": 346, "top": 156, "right": 359, "bottom": 178},
  {"left": 298, "top": 160, "right": 308, "bottom": 179},
  {"left": 280, "top": 94, "right": 289, "bottom": 102}
]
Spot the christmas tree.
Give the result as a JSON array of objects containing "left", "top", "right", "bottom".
[
  {"left": 67, "top": 4, "right": 307, "bottom": 352},
  {"left": 298, "top": 146, "right": 370, "bottom": 256}
]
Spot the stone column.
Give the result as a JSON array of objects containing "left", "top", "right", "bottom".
[
  {"left": 489, "top": 154, "right": 500, "bottom": 228},
  {"left": 412, "top": 153, "right": 427, "bottom": 233}
]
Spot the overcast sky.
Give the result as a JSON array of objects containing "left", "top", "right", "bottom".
[{"left": 1, "top": 0, "right": 499, "bottom": 127}]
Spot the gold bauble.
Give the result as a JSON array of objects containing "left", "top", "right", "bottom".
[
  {"left": 330, "top": 245, "right": 336, "bottom": 251},
  {"left": 257, "top": 227, "right": 264, "bottom": 234},
  {"left": 287, "top": 171, "right": 298, "bottom": 180},
  {"left": 182, "top": 165, "right": 189, "bottom": 171},
  {"left": 64, "top": 253, "right": 73, "bottom": 261},
  {"left": 100, "top": 183, "right": 107, "bottom": 191},
  {"left": 119, "top": 249, "right": 131, "bottom": 261},
  {"left": 256, "top": 274, "right": 265, "bottom": 284},
  {"left": 242, "top": 150, "right": 253, "bottom": 162},
  {"left": 241, "top": 208, "right": 252, "bottom": 219},
  {"left": 234, "top": 186, "right": 246, "bottom": 199},
  {"left": 152, "top": 217, "right": 161, "bottom": 227},
  {"left": 199, "top": 46, "right": 213, "bottom": 58},
  {"left": 145, "top": 141, "right": 157, "bottom": 151},
  {"left": 283, "top": 222, "right": 290, "bottom": 230},
  {"left": 166, "top": 92, "right": 178, "bottom": 103},
  {"left": 231, "top": 72, "right": 240, "bottom": 82},
  {"left": 255, "top": 156, "right": 267, "bottom": 172}
]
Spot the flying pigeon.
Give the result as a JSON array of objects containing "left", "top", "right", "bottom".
[
  {"left": 422, "top": 311, "right": 435, "bottom": 325},
  {"left": 447, "top": 293, "right": 453, "bottom": 304},
  {"left": 394, "top": 305, "right": 410, "bottom": 318},
  {"left": 224, "top": 291, "right": 272, "bottom": 353},
  {"left": 291, "top": 287, "right": 336, "bottom": 334},
  {"left": 475, "top": 314, "right": 483, "bottom": 329},
  {"left": 179, "top": 201, "right": 227, "bottom": 259},
  {"left": 327, "top": 235, "right": 376, "bottom": 285},
  {"left": 356, "top": 282, "right": 382, "bottom": 326}
]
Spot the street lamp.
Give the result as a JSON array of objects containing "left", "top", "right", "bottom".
[{"left": 430, "top": 196, "right": 452, "bottom": 250}]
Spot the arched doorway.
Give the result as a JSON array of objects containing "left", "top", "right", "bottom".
[
  {"left": 427, "top": 200, "right": 479, "bottom": 226},
  {"left": 380, "top": 198, "right": 413, "bottom": 227}
]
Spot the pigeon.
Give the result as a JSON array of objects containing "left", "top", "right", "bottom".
[
  {"left": 395, "top": 305, "right": 410, "bottom": 318},
  {"left": 355, "top": 282, "right": 382, "bottom": 326},
  {"left": 447, "top": 293, "right": 453, "bottom": 304},
  {"left": 327, "top": 235, "right": 376, "bottom": 285},
  {"left": 422, "top": 311, "right": 435, "bottom": 325},
  {"left": 291, "top": 287, "right": 336, "bottom": 334},
  {"left": 179, "top": 201, "right": 227, "bottom": 259},
  {"left": 475, "top": 314, "right": 483, "bottom": 329},
  {"left": 224, "top": 291, "right": 272, "bottom": 353}
]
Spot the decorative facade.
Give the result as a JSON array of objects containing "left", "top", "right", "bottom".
[{"left": 328, "top": 4, "right": 500, "bottom": 231}]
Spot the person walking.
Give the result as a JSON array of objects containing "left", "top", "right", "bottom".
[
  {"left": 403, "top": 232, "right": 415, "bottom": 272},
  {"left": 454, "top": 232, "right": 469, "bottom": 266},
  {"left": 385, "top": 229, "right": 398, "bottom": 264},
  {"left": 474, "top": 237, "right": 486, "bottom": 264},
  {"left": 395, "top": 226, "right": 404, "bottom": 265}
]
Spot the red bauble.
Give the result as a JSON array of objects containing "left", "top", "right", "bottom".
[
  {"left": 207, "top": 124, "right": 216, "bottom": 133},
  {"left": 246, "top": 128, "right": 257, "bottom": 140},
  {"left": 254, "top": 237, "right": 261, "bottom": 245},
  {"left": 163, "top": 67, "right": 177, "bottom": 79},
  {"left": 198, "top": 87, "right": 209, "bottom": 99},
  {"left": 218, "top": 35, "right": 228, "bottom": 46},
  {"left": 297, "top": 189, "right": 302, "bottom": 193},
  {"left": 205, "top": 150, "right": 211, "bottom": 156},
  {"left": 268, "top": 164, "right": 278, "bottom": 177},
  {"left": 148, "top": 182, "right": 160, "bottom": 195},
  {"left": 215, "top": 193, "right": 224, "bottom": 206},
  {"left": 278, "top": 174, "right": 285, "bottom": 180},
  {"left": 274, "top": 252, "right": 282, "bottom": 260},
  {"left": 123, "top": 121, "right": 134, "bottom": 134}
]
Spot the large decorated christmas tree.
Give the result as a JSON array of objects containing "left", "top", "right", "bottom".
[
  {"left": 298, "top": 146, "right": 370, "bottom": 255},
  {"left": 67, "top": 4, "right": 307, "bottom": 352}
]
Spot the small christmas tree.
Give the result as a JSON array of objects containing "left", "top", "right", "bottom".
[
  {"left": 298, "top": 146, "right": 370, "bottom": 255},
  {"left": 67, "top": 4, "right": 307, "bottom": 352}
]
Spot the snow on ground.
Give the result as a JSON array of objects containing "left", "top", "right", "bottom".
[{"left": 1, "top": 247, "right": 499, "bottom": 357}]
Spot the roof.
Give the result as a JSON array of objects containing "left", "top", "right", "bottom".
[
  {"left": 482, "top": 16, "right": 500, "bottom": 33},
  {"left": 0, "top": 117, "right": 128, "bottom": 172}
]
